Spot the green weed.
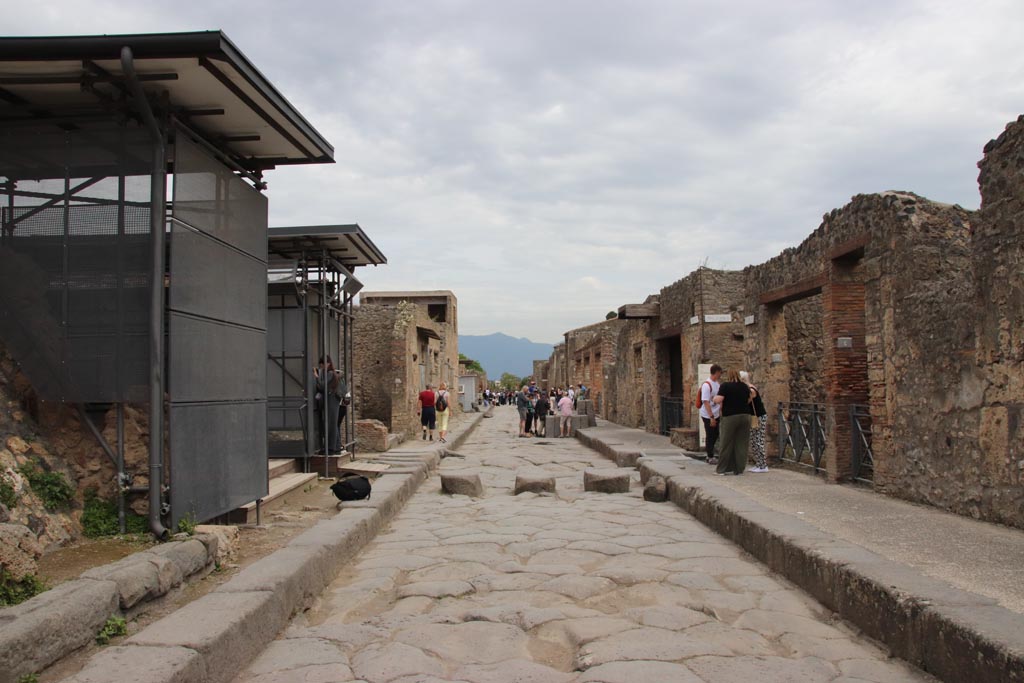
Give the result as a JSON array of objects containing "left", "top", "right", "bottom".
[
  {"left": 0, "top": 569, "right": 46, "bottom": 606},
  {"left": 17, "top": 462, "right": 73, "bottom": 511},
  {"left": 95, "top": 615, "right": 127, "bottom": 645}
]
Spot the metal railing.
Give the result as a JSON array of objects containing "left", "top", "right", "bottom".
[
  {"left": 660, "top": 396, "right": 685, "bottom": 435},
  {"left": 850, "top": 404, "right": 874, "bottom": 483},
  {"left": 777, "top": 401, "right": 827, "bottom": 472}
]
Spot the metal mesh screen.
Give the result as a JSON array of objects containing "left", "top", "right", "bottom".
[
  {"left": 0, "top": 122, "right": 153, "bottom": 402},
  {"left": 168, "top": 134, "right": 268, "bottom": 526}
]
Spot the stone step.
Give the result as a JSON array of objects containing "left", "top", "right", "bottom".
[
  {"left": 268, "top": 458, "right": 299, "bottom": 479},
  {"left": 229, "top": 471, "right": 318, "bottom": 524}
]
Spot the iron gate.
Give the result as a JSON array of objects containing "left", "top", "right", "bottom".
[
  {"left": 777, "top": 401, "right": 827, "bottom": 472},
  {"left": 850, "top": 404, "right": 874, "bottom": 483},
  {"left": 660, "top": 396, "right": 684, "bottom": 435}
]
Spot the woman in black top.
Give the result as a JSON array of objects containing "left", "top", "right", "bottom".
[{"left": 713, "top": 370, "right": 755, "bottom": 475}]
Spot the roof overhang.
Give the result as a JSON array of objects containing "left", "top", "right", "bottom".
[
  {"left": 268, "top": 224, "right": 387, "bottom": 268},
  {"left": 0, "top": 31, "right": 334, "bottom": 172}
]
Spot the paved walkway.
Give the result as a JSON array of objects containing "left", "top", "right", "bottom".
[
  {"left": 587, "top": 422, "right": 1024, "bottom": 615},
  {"left": 234, "top": 407, "right": 930, "bottom": 682}
]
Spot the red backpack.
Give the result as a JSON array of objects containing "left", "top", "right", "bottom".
[{"left": 694, "top": 381, "right": 712, "bottom": 409}]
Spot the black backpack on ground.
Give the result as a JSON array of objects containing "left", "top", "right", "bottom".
[{"left": 331, "top": 474, "right": 372, "bottom": 501}]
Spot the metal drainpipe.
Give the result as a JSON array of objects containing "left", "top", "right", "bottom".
[{"left": 121, "top": 46, "right": 169, "bottom": 539}]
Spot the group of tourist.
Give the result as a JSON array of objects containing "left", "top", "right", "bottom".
[
  {"left": 507, "top": 379, "right": 582, "bottom": 438},
  {"left": 415, "top": 382, "right": 453, "bottom": 443},
  {"left": 698, "top": 363, "right": 769, "bottom": 475}
]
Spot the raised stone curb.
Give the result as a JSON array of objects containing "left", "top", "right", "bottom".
[
  {"left": 0, "top": 535, "right": 217, "bottom": 683},
  {"left": 50, "top": 411, "right": 485, "bottom": 683},
  {"left": 583, "top": 468, "right": 631, "bottom": 493}
]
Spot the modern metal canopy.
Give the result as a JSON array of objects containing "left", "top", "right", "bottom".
[
  {"left": 268, "top": 224, "right": 387, "bottom": 269},
  {"left": 0, "top": 31, "right": 334, "bottom": 182}
]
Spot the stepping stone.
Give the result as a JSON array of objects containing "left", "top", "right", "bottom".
[
  {"left": 441, "top": 472, "right": 484, "bottom": 497},
  {"left": 643, "top": 476, "right": 668, "bottom": 502},
  {"left": 584, "top": 468, "right": 631, "bottom": 493},
  {"left": 514, "top": 472, "right": 556, "bottom": 495}
]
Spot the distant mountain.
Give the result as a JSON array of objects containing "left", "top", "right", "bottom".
[{"left": 459, "top": 333, "right": 554, "bottom": 379}]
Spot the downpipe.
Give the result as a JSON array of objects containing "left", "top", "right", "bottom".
[{"left": 121, "top": 46, "right": 169, "bottom": 540}]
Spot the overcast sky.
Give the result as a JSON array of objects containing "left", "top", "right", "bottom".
[{"left": 10, "top": 1, "right": 1024, "bottom": 343}]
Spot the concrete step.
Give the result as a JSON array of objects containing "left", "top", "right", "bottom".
[
  {"left": 307, "top": 452, "right": 354, "bottom": 478},
  {"left": 268, "top": 458, "right": 299, "bottom": 479},
  {"left": 229, "top": 471, "right": 318, "bottom": 524}
]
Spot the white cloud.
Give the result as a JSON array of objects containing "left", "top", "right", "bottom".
[{"left": 6, "top": 0, "right": 1023, "bottom": 341}]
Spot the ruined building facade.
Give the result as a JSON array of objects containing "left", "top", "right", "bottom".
[
  {"left": 352, "top": 291, "right": 459, "bottom": 440},
  {"left": 541, "top": 118, "right": 1024, "bottom": 529}
]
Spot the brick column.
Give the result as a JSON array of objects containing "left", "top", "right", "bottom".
[{"left": 822, "top": 259, "right": 868, "bottom": 482}]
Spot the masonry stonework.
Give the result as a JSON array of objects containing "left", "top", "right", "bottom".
[{"left": 538, "top": 119, "right": 1024, "bottom": 529}]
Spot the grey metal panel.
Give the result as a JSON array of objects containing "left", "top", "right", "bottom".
[
  {"left": 169, "top": 133, "right": 268, "bottom": 525},
  {"left": 0, "top": 122, "right": 153, "bottom": 403},
  {"left": 168, "top": 314, "right": 265, "bottom": 403},
  {"left": 168, "top": 220, "right": 267, "bottom": 329},
  {"left": 283, "top": 308, "right": 304, "bottom": 353},
  {"left": 169, "top": 401, "right": 267, "bottom": 527},
  {"left": 172, "top": 135, "right": 269, "bottom": 259}
]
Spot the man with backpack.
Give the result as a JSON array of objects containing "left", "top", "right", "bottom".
[
  {"left": 417, "top": 383, "right": 437, "bottom": 441},
  {"left": 698, "top": 364, "right": 723, "bottom": 465}
]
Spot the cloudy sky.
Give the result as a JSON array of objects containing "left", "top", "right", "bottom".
[{"left": 10, "top": 1, "right": 1024, "bottom": 343}]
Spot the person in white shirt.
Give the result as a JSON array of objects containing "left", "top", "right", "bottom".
[{"left": 699, "top": 364, "right": 723, "bottom": 465}]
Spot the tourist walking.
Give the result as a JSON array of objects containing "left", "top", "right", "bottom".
[
  {"left": 713, "top": 369, "right": 755, "bottom": 475},
  {"left": 435, "top": 382, "right": 452, "bottom": 443},
  {"left": 699, "top": 364, "right": 723, "bottom": 465},
  {"left": 557, "top": 391, "right": 574, "bottom": 437},
  {"left": 417, "top": 383, "right": 437, "bottom": 441},
  {"left": 741, "top": 371, "right": 769, "bottom": 472}
]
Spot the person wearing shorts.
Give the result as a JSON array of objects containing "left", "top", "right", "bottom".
[
  {"left": 417, "top": 383, "right": 437, "bottom": 441},
  {"left": 557, "top": 392, "right": 574, "bottom": 437},
  {"left": 435, "top": 382, "right": 451, "bottom": 443}
]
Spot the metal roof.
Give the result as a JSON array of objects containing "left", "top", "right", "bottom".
[
  {"left": 0, "top": 31, "right": 333, "bottom": 171},
  {"left": 267, "top": 224, "right": 387, "bottom": 268}
]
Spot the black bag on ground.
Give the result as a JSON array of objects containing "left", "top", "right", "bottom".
[{"left": 331, "top": 475, "right": 371, "bottom": 501}]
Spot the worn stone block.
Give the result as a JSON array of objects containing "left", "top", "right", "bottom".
[
  {"left": 127, "top": 590, "right": 288, "bottom": 683},
  {"left": 583, "top": 468, "right": 631, "bottom": 493},
  {"left": 0, "top": 578, "right": 119, "bottom": 682},
  {"left": 82, "top": 554, "right": 162, "bottom": 610},
  {"left": 514, "top": 472, "right": 556, "bottom": 495},
  {"left": 441, "top": 472, "right": 485, "bottom": 497},
  {"left": 61, "top": 645, "right": 207, "bottom": 683},
  {"left": 215, "top": 544, "right": 333, "bottom": 614},
  {"left": 643, "top": 476, "right": 668, "bottom": 502},
  {"left": 355, "top": 419, "right": 391, "bottom": 452},
  {"left": 146, "top": 539, "right": 209, "bottom": 578}
]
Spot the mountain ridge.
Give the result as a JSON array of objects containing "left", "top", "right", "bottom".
[{"left": 459, "top": 333, "right": 555, "bottom": 379}]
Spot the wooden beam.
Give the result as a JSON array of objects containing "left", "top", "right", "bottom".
[
  {"left": 617, "top": 302, "right": 660, "bottom": 319},
  {"left": 758, "top": 273, "right": 826, "bottom": 306}
]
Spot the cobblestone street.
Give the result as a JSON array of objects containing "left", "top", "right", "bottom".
[{"left": 235, "top": 408, "right": 930, "bottom": 683}]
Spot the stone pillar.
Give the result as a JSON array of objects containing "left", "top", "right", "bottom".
[{"left": 822, "top": 259, "right": 868, "bottom": 482}]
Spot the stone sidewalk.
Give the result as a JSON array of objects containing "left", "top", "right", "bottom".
[
  {"left": 52, "top": 413, "right": 484, "bottom": 683},
  {"left": 233, "top": 406, "right": 931, "bottom": 683},
  {"left": 575, "top": 420, "right": 1024, "bottom": 682}
]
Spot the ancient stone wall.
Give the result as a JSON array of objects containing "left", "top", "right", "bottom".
[{"left": 354, "top": 292, "right": 459, "bottom": 441}]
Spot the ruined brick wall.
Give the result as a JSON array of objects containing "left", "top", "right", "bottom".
[
  {"left": 354, "top": 292, "right": 459, "bottom": 440},
  {"left": 353, "top": 303, "right": 398, "bottom": 427},
  {"left": 609, "top": 319, "right": 657, "bottom": 429},
  {"left": 547, "top": 343, "right": 566, "bottom": 390},
  {"left": 784, "top": 295, "right": 826, "bottom": 403}
]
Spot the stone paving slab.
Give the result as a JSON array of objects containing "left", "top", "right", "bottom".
[
  {"left": 231, "top": 407, "right": 933, "bottom": 683},
  {"left": 588, "top": 423, "right": 1024, "bottom": 683}
]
